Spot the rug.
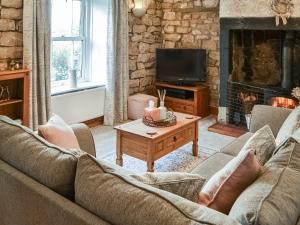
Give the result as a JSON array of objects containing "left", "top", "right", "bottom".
[
  {"left": 92, "top": 116, "right": 235, "bottom": 173},
  {"left": 102, "top": 143, "right": 204, "bottom": 173}
]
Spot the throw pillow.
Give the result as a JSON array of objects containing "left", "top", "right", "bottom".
[
  {"left": 276, "top": 106, "right": 300, "bottom": 146},
  {"left": 75, "top": 154, "right": 241, "bottom": 225},
  {"left": 38, "top": 114, "right": 80, "bottom": 149},
  {"left": 130, "top": 172, "right": 206, "bottom": 201},
  {"left": 197, "top": 150, "right": 261, "bottom": 214},
  {"left": 240, "top": 125, "right": 276, "bottom": 165}
]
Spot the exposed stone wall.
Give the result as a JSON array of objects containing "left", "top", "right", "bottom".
[
  {"left": 128, "top": 0, "right": 220, "bottom": 107},
  {"left": 128, "top": 0, "right": 163, "bottom": 95},
  {"left": 0, "top": 0, "right": 23, "bottom": 71},
  {"left": 161, "top": 0, "right": 220, "bottom": 107}
]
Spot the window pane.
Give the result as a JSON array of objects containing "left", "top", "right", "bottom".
[
  {"left": 51, "top": 41, "right": 82, "bottom": 82},
  {"left": 52, "top": 0, "right": 82, "bottom": 37}
]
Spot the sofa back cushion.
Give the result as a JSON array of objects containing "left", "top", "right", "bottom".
[
  {"left": 75, "top": 154, "right": 241, "bottom": 225},
  {"left": 276, "top": 106, "right": 300, "bottom": 146},
  {"left": 130, "top": 172, "right": 206, "bottom": 201},
  {"left": 229, "top": 140, "right": 300, "bottom": 225},
  {"left": 0, "top": 116, "right": 82, "bottom": 199}
]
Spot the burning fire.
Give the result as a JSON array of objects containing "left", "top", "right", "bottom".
[{"left": 271, "top": 97, "right": 297, "bottom": 109}]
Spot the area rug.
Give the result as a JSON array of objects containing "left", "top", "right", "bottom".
[{"left": 102, "top": 143, "right": 204, "bottom": 173}]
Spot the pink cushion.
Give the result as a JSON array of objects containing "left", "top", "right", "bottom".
[
  {"left": 38, "top": 114, "right": 80, "bottom": 149},
  {"left": 197, "top": 150, "right": 261, "bottom": 214}
]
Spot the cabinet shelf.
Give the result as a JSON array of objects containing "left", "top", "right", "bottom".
[
  {"left": 0, "top": 69, "right": 30, "bottom": 126},
  {"left": 0, "top": 99, "right": 23, "bottom": 107},
  {"left": 156, "top": 82, "right": 210, "bottom": 117}
]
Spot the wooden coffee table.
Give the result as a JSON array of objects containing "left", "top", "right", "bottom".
[{"left": 114, "top": 112, "right": 201, "bottom": 172}]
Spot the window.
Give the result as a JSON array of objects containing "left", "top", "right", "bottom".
[{"left": 51, "top": 0, "right": 108, "bottom": 94}]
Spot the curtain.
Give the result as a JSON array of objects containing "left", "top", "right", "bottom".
[
  {"left": 23, "top": 0, "right": 52, "bottom": 129},
  {"left": 104, "top": 0, "right": 129, "bottom": 126}
]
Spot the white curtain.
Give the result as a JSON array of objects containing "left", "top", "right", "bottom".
[
  {"left": 104, "top": 0, "right": 129, "bottom": 126},
  {"left": 23, "top": 0, "right": 52, "bottom": 129}
]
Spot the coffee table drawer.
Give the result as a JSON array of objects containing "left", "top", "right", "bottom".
[{"left": 155, "top": 125, "right": 195, "bottom": 153}]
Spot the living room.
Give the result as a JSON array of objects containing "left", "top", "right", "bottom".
[{"left": 1, "top": 0, "right": 300, "bottom": 225}]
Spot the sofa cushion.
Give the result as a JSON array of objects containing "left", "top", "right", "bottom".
[
  {"left": 75, "top": 154, "right": 241, "bottom": 225},
  {"left": 191, "top": 153, "right": 234, "bottom": 180},
  {"left": 197, "top": 150, "right": 261, "bottom": 214},
  {"left": 38, "top": 114, "right": 80, "bottom": 150},
  {"left": 276, "top": 106, "right": 300, "bottom": 146},
  {"left": 221, "top": 132, "right": 253, "bottom": 156},
  {"left": 0, "top": 116, "right": 83, "bottom": 199},
  {"left": 229, "top": 167, "right": 300, "bottom": 225},
  {"left": 267, "top": 139, "right": 300, "bottom": 172},
  {"left": 229, "top": 139, "right": 300, "bottom": 225},
  {"left": 240, "top": 125, "right": 276, "bottom": 165},
  {"left": 130, "top": 172, "right": 206, "bottom": 201}
]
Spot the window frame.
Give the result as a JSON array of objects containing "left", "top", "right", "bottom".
[{"left": 51, "top": 0, "right": 94, "bottom": 94}]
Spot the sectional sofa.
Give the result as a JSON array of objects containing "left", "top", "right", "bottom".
[{"left": 0, "top": 105, "right": 299, "bottom": 225}]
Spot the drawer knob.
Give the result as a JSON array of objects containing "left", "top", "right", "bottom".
[{"left": 173, "top": 136, "right": 177, "bottom": 142}]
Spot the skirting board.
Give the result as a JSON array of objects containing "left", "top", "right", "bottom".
[
  {"left": 82, "top": 116, "right": 104, "bottom": 128},
  {"left": 210, "top": 106, "right": 218, "bottom": 116}
]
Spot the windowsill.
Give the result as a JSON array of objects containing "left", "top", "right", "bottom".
[{"left": 51, "top": 84, "right": 105, "bottom": 97}]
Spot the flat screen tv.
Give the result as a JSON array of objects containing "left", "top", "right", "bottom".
[{"left": 156, "top": 48, "right": 206, "bottom": 85}]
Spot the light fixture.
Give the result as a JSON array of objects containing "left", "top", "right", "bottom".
[{"left": 129, "top": 0, "right": 148, "bottom": 18}]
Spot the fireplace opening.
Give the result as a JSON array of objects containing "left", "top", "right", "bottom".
[{"left": 226, "top": 30, "right": 300, "bottom": 127}]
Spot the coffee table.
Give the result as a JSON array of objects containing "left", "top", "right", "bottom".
[{"left": 114, "top": 112, "right": 201, "bottom": 172}]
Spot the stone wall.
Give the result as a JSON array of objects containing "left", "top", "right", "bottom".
[
  {"left": 0, "top": 0, "right": 23, "bottom": 71},
  {"left": 128, "top": 0, "right": 163, "bottom": 95},
  {"left": 160, "top": 0, "right": 220, "bottom": 107},
  {"left": 128, "top": 0, "right": 220, "bottom": 107}
]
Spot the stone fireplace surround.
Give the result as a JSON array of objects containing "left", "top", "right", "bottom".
[{"left": 218, "top": 0, "right": 300, "bottom": 124}]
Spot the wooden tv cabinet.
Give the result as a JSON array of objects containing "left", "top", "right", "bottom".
[{"left": 156, "top": 82, "right": 210, "bottom": 118}]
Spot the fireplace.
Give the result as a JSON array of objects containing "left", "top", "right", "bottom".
[{"left": 218, "top": 0, "right": 300, "bottom": 126}]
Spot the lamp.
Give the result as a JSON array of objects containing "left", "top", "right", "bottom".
[{"left": 130, "top": 0, "right": 147, "bottom": 17}]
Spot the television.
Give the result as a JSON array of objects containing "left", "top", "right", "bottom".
[{"left": 156, "top": 48, "right": 206, "bottom": 85}]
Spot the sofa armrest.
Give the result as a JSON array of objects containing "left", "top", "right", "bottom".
[
  {"left": 71, "top": 124, "right": 96, "bottom": 157},
  {"left": 250, "top": 105, "right": 292, "bottom": 136}
]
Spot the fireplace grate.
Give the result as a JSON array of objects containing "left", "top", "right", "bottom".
[{"left": 227, "top": 81, "right": 296, "bottom": 127}]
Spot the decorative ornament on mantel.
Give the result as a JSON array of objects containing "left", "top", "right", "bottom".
[{"left": 271, "top": 0, "right": 294, "bottom": 26}]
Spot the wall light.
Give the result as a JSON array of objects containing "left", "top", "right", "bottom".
[{"left": 129, "top": 0, "right": 148, "bottom": 17}]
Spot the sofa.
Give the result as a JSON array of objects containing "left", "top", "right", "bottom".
[{"left": 0, "top": 105, "right": 299, "bottom": 225}]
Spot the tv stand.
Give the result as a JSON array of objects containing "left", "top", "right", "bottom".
[{"left": 156, "top": 82, "right": 210, "bottom": 117}]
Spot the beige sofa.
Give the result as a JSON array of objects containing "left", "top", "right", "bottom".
[{"left": 0, "top": 105, "right": 298, "bottom": 225}]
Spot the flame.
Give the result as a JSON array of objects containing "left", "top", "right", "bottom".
[{"left": 271, "top": 97, "right": 297, "bottom": 109}]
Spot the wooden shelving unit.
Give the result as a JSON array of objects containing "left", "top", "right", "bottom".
[
  {"left": 0, "top": 69, "right": 30, "bottom": 126},
  {"left": 156, "top": 82, "right": 210, "bottom": 118}
]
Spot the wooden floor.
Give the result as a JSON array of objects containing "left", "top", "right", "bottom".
[{"left": 208, "top": 123, "right": 247, "bottom": 138}]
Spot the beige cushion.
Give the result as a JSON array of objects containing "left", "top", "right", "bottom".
[
  {"left": 191, "top": 153, "right": 234, "bottom": 180},
  {"left": 130, "top": 172, "right": 206, "bottom": 201},
  {"left": 197, "top": 150, "right": 261, "bottom": 214},
  {"left": 276, "top": 106, "right": 300, "bottom": 146},
  {"left": 221, "top": 132, "right": 254, "bottom": 156},
  {"left": 75, "top": 154, "right": 241, "bottom": 225},
  {"left": 0, "top": 116, "right": 83, "bottom": 199},
  {"left": 240, "top": 125, "right": 276, "bottom": 165},
  {"left": 128, "top": 94, "right": 158, "bottom": 120},
  {"left": 229, "top": 139, "right": 300, "bottom": 225}
]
